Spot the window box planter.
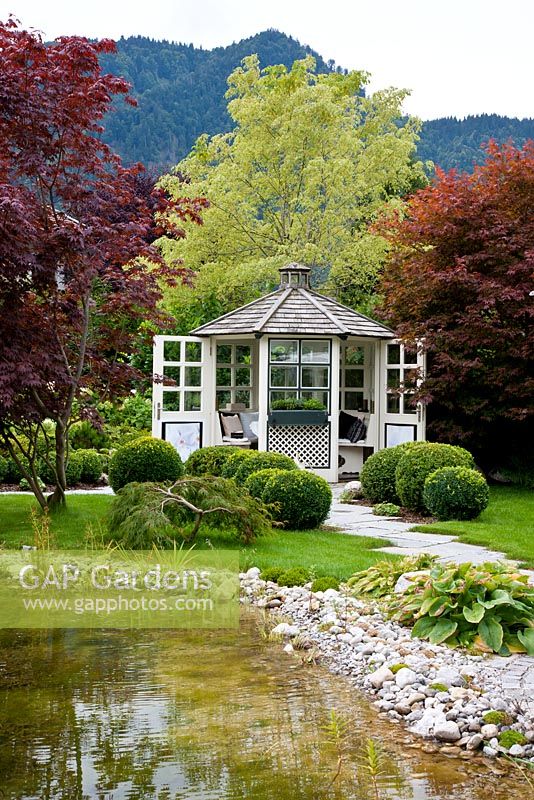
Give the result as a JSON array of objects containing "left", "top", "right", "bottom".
[{"left": 268, "top": 410, "right": 328, "bottom": 426}]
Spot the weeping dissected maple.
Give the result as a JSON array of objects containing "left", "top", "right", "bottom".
[
  {"left": 379, "top": 141, "right": 534, "bottom": 464},
  {"left": 0, "top": 18, "right": 206, "bottom": 508}
]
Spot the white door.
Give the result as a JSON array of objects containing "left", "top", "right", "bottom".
[
  {"left": 380, "top": 340, "right": 426, "bottom": 448},
  {"left": 152, "top": 335, "right": 211, "bottom": 462}
]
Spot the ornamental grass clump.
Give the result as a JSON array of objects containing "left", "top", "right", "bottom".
[
  {"left": 389, "top": 561, "right": 534, "bottom": 655},
  {"left": 395, "top": 442, "right": 475, "bottom": 511},
  {"left": 423, "top": 466, "right": 489, "bottom": 520}
]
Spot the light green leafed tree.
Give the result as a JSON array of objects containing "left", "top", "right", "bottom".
[{"left": 159, "top": 54, "right": 428, "bottom": 324}]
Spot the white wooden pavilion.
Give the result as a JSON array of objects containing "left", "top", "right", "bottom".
[{"left": 152, "top": 263, "right": 425, "bottom": 482}]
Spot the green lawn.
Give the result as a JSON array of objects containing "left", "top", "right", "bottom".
[
  {"left": 0, "top": 494, "right": 112, "bottom": 549},
  {"left": 0, "top": 494, "right": 393, "bottom": 580},
  {"left": 413, "top": 486, "right": 534, "bottom": 568}
]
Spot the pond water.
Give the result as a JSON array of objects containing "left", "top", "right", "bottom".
[{"left": 0, "top": 613, "right": 529, "bottom": 800}]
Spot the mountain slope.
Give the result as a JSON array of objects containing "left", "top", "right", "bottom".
[
  {"left": 99, "top": 30, "right": 335, "bottom": 168},
  {"left": 418, "top": 114, "right": 534, "bottom": 172},
  {"left": 98, "top": 32, "right": 534, "bottom": 173}
]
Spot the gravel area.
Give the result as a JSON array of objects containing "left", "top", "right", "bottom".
[{"left": 241, "top": 568, "right": 534, "bottom": 763}]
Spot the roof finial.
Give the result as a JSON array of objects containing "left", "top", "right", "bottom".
[{"left": 278, "top": 262, "right": 311, "bottom": 290}]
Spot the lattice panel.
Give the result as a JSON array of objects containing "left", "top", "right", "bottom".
[{"left": 267, "top": 424, "right": 330, "bottom": 468}]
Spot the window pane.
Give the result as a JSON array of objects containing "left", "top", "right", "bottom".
[
  {"left": 301, "top": 366, "right": 329, "bottom": 388},
  {"left": 403, "top": 394, "right": 417, "bottom": 415},
  {"left": 184, "top": 366, "right": 201, "bottom": 387},
  {"left": 270, "top": 365, "right": 298, "bottom": 387},
  {"left": 344, "top": 392, "right": 364, "bottom": 411},
  {"left": 236, "top": 345, "right": 251, "bottom": 364},
  {"left": 387, "top": 394, "right": 400, "bottom": 414},
  {"left": 345, "top": 368, "right": 364, "bottom": 388},
  {"left": 403, "top": 368, "right": 419, "bottom": 392},
  {"left": 235, "top": 367, "right": 251, "bottom": 387},
  {"left": 270, "top": 340, "right": 298, "bottom": 363},
  {"left": 216, "top": 390, "right": 231, "bottom": 410},
  {"left": 387, "top": 344, "right": 401, "bottom": 365},
  {"left": 270, "top": 390, "right": 297, "bottom": 405},
  {"left": 301, "top": 340, "right": 330, "bottom": 363},
  {"left": 162, "top": 391, "right": 181, "bottom": 411},
  {"left": 344, "top": 345, "right": 365, "bottom": 366},
  {"left": 185, "top": 341, "right": 201, "bottom": 362},
  {"left": 216, "top": 344, "right": 232, "bottom": 364},
  {"left": 163, "top": 341, "right": 182, "bottom": 362},
  {"left": 301, "top": 390, "right": 329, "bottom": 408},
  {"left": 235, "top": 390, "right": 251, "bottom": 407},
  {"left": 216, "top": 367, "right": 232, "bottom": 387},
  {"left": 403, "top": 345, "right": 418, "bottom": 365},
  {"left": 184, "top": 391, "right": 201, "bottom": 411},
  {"left": 163, "top": 366, "right": 181, "bottom": 385},
  {"left": 387, "top": 369, "right": 400, "bottom": 389}
]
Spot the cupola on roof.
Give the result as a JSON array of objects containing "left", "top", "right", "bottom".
[{"left": 191, "top": 262, "right": 395, "bottom": 339}]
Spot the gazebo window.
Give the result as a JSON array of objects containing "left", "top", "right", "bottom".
[
  {"left": 340, "top": 344, "right": 368, "bottom": 412},
  {"left": 216, "top": 343, "right": 253, "bottom": 409},
  {"left": 269, "top": 339, "right": 330, "bottom": 409},
  {"left": 161, "top": 340, "right": 202, "bottom": 412},
  {"left": 386, "top": 343, "right": 418, "bottom": 414}
]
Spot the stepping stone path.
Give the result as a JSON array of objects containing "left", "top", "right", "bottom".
[
  {"left": 328, "top": 484, "right": 534, "bottom": 698},
  {"left": 329, "top": 485, "right": 532, "bottom": 575}
]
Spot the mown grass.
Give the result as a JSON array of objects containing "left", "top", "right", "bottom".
[
  {"left": 413, "top": 486, "right": 534, "bottom": 568},
  {"left": 0, "top": 494, "right": 112, "bottom": 549},
  {"left": 0, "top": 493, "right": 393, "bottom": 579}
]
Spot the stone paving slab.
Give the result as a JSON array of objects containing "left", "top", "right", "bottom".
[
  {"left": 328, "top": 486, "right": 534, "bottom": 581},
  {"left": 329, "top": 486, "right": 534, "bottom": 685}
]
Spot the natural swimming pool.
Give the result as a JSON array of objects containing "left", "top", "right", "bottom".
[{"left": 0, "top": 613, "right": 529, "bottom": 799}]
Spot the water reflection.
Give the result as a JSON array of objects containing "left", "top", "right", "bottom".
[{"left": 0, "top": 617, "right": 528, "bottom": 799}]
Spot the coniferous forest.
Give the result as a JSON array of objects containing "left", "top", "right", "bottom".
[{"left": 98, "top": 30, "right": 534, "bottom": 173}]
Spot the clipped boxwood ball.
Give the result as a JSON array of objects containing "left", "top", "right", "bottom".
[
  {"left": 423, "top": 466, "right": 489, "bottom": 520},
  {"left": 185, "top": 445, "right": 242, "bottom": 476},
  {"left": 262, "top": 470, "right": 332, "bottom": 529},
  {"left": 108, "top": 436, "right": 183, "bottom": 492},
  {"left": 220, "top": 450, "right": 257, "bottom": 479},
  {"left": 360, "top": 442, "right": 419, "bottom": 504},
  {"left": 39, "top": 451, "right": 84, "bottom": 486},
  {"left": 245, "top": 468, "right": 287, "bottom": 500},
  {"left": 395, "top": 442, "right": 475, "bottom": 511},
  {"left": 72, "top": 449, "right": 103, "bottom": 483},
  {"left": 232, "top": 451, "right": 297, "bottom": 484}
]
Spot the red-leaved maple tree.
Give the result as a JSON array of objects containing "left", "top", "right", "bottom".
[
  {"left": 0, "top": 18, "right": 206, "bottom": 507},
  {"left": 379, "top": 141, "right": 534, "bottom": 465}
]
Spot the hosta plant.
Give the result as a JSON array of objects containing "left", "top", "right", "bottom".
[
  {"left": 389, "top": 561, "right": 534, "bottom": 655},
  {"left": 347, "top": 554, "right": 437, "bottom": 598}
]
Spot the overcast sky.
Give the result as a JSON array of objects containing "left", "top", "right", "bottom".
[{"left": 3, "top": 0, "right": 533, "bottom": 120}]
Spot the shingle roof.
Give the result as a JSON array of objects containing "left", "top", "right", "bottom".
[{"left": 191, "top": 286, "right": 395, "bottom": 338}]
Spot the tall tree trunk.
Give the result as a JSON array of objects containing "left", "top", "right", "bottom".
[{"left": 47, "top": 421, "right": 67, "bottom": 509}]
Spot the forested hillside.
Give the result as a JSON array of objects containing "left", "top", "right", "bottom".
[
  {"left": 98, "top": 30, "right": 334, "bottom": 167},
  {"left": 418, "top": 114, "right": 534, "bottom": 172},
  {"left": 98, "top": 31, "right": 534, "bottom": 173}
]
